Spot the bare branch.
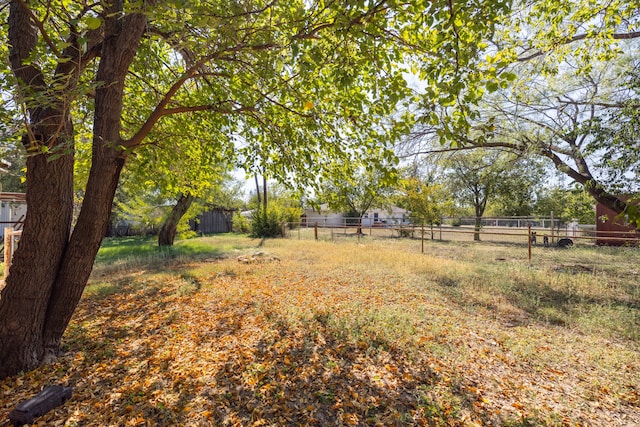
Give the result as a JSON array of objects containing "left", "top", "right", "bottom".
[
  {"left": 556, "top": 97, "right": 640, "bottom": 109},
  {"left": 518, "top": 31, "right": 640, "bottom": 62}
]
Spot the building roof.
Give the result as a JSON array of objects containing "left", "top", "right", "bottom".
[
  {"left": 0, "top": 192, "right": 27, "bottom": 203},
  {"left": 0, "top": 159, "right": 10, "bottom": 174}
]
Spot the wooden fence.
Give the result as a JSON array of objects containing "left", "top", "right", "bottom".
[
  {"left": 284, "top": 222, "right": 640, "bottom": 262},
  {"left": 3, "top": 227, "right": 22, "bottom": 279}
]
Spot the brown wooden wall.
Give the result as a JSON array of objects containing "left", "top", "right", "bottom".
[
  {"left": 595, "top": 201, "right": 640, "bottom": 246},
  {"left": 191, "top": 208, "right": 234, "bottom": 234}
]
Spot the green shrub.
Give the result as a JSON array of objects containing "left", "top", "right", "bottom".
[
  {"left": 176, "top": 219, "right": 198, "bottom": 240},
  {"left": 232, "top": 212, "right": 252, "bottom": 233},
  {"left": 251, "top": 206, "right": 286, "bottom": 238}
]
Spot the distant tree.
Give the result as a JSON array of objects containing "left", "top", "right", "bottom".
[
  {"left": 398, "top": 176, "right": 455, "bottom": 227},
  {"left": 534, "top": 185, "right": 595, "bottom": 225},
  {"left": 320, "top": 166, "right": 396, "bottom": 233},
  {"left": 443, "top": 150, "right": 536, "bottom": 240},
  {"left": 488, "top": 157, "right": 548, "bottom": 217},
  {"left": 0, "top": 144, "right": 26, "bottom": 193},
  {"left": 110, "top": 169, "right": 243, "bottom": 241}
]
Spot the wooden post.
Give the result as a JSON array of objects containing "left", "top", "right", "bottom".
[
  {"left": 314, "top": 222, "right": 318, "bottom": 241},
  {"left": 4, "top": 227, "right": 13, "bottom": 279},
  {"left": 528, "top": 225, "right": 532, "bottom": 263},
  {"left": 550, "top": 211, "right": 555, "bottom": 245},
  {"left": 421, "top": 223, "right": 424, "bottom": 254}
]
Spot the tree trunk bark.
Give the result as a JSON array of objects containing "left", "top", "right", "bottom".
[
  {"left": 0, "top": 3, "right": 147, "bottom": 378},
  {"left": 585, "top": 185, "right": 628, "bottom": 218},
  {"left": 41, "top": 153, "right": 126, "bottom": 359},
  {"left": 0, "top": 140, "right": 74, "bottom": 378},
  {"left": 542, "top": 148, "right": 629, "bottom": 216},
  {"left": 41, "top": 10, "right": 148, "bottom": 361},
  {"left": 473, "top": 190, "right": 485, "bottom": 242},
  {"left": 0, "top": 1, "right": 75, "bottom": 378},
  {"left": 263, "top": 174, "right": 268, "bottom": 210},
  {"left": 255, "top": 175, "right": 262, "bottom": 205},
  {"left": 158, "top": 193, "right": 195, "bottom": 246},
  {"left": 473, "top": 216, "right": 481, "bottom": 241}
]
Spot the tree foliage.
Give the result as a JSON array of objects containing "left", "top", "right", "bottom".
[
  {"left": 0, "top": 143, "right": 26, "bottom": 193},
  {"left": 488, "top": 156, "right": 548, "bottom": 217},
  {"left": 0, "top": 0, "right": 515, "bottom": 378},
  {"left": 249, "top": 184, "right": 303, "bottom": 238},
  {"left": 442, "top": 149, "right": 536, "bottom": 240},
  {"left": 320, "top": 165, "right": 396, "bottom": 224},
  {"left": 408, "top": 0, "right": 640, "bottom": 222},
  {"left": 534, "top": 185, "right": 595, "bottom": 225},
  {"left": 398, "top": 176, "right": 455, "bottom": 225}
]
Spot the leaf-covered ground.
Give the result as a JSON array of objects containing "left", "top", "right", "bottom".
[{"left": 1, "top": 236, "right": 639, "bottom": 426}]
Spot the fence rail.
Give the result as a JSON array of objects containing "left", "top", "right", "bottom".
[{"left": 284, "top": 222, "right": 640, "bottom": 260}]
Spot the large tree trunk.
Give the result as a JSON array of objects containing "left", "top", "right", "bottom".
[
  {"left": 158, "top": 193, "right": 195, "bottom": 246},
  {"left": 0, "top": 1, "right": 76, "bottom": 378},
  {"left": 0, "top": 2, "right": 147, "bottom": 378},
  {"left": 40, "top": 10, "right": 147, "bottom": 363},
  {"left": 0, "top": 139, "right": 74, "bottom": 378}
]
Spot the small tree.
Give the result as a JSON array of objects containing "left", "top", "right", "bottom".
[
  {"left": 398, "top": 176, "right": 455, "bottom": 230},
  {"left": 444, "top": 149, "right": 533, "bottom": 240},
  {"left": 249, "top": 185, "right": 303, "bottom": 238},
  {"left": 488, "top": 158, "right": 548, "bottom": 217},
  {"left": 320, "top": 167, "right": 396, "bottom": 234}
]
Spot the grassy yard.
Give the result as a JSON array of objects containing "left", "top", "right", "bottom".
[{"left": 1, "top": 234, "right": 639, "bottom": 426}]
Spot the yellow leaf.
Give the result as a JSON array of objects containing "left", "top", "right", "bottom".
[{"left": 303, "top": 101, "right": 315, "bottom": 111}]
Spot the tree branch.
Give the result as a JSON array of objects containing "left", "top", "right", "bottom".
[
  {"left": 161, "top": 104, "right": 256, "bottom": 116},
  {"left": 556, "top": 97, "right": 640, "bottom": 109},
  {"left": 518, "top": 31, "right": 640, "bottom": 62},
  {"left": 16, "top": 0, "right": 62, "bottom": 58}
]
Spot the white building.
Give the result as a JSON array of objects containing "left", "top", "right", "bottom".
[
  {"left": 302, "top": 204, "right": 409, "bottom": 227},
  {"left": 1, "top": 193, "right": 26, "bottom": 239},
  {"left": 361, "top": 205, "right": 410, "bottom": 227}
]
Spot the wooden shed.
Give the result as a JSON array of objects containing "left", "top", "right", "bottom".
[
  {"left": 190, "top": 207, "right": 235, "bottom": 234},
  {"left": 595, "top": 199, "right": 640, "bottom": 246}
]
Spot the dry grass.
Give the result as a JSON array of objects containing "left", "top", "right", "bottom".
[{"left": 1, "top": 234, "right": 638, "bottom": 426}]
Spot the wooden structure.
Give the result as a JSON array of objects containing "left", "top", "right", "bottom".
[
  {"left": 3, "top": 227, "right": 22, "bottom": 278},
  {"left": 190, "top": 207, "right": 235, "bottom": 234},
  {"left": 1, "top": 192, "right": 26, "bottom": 239},
  {"left": 595, "top": 200, "right": 640, "bottom": 246}
]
